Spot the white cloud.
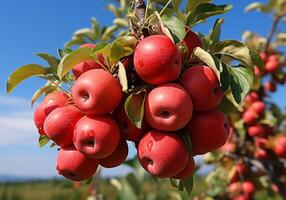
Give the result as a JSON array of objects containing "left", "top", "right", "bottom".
[{"left": 0, "top": 95, "right": 31, "bottom": 108}]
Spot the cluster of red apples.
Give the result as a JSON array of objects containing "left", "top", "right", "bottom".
[{"left": 33, "top": 30, "right": 231, "bottom": 182}]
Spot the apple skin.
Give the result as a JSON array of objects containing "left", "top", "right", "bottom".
[
  {"left": 34, "top": 91, "right": 69, "bottom": 135},
  {"left": 248, "top": 124, "right": 265, "bottom": 137},
  {"left": 187, "top": 110, "right": 230, "bottom": 155},
  {"left": 56, "top": 146, "right": 99, "bottom": 181},
  {"left": 242, "top": 181, "right": 255, "bottom": 195},
  {"left": 100, "top": 140, "right": 128, "bottom": 168},
  {"left": 180, "top": 66, "right": 222, "bottom": 111},
  {"left": 72, "top": 69, "right": 122, "bottom": 115},
  {"left": 72, "top": 60, "right": 102, "bottom": 80},
  {"left": 145, "top": 83, "right": 193, "bottom": 131},
  {"left": 173, "top": 156, "right": 195, "bottom": 179},
  {"left": 245, "top": 92, "right": 259, "bottom": 105},
  {"left": 134, "top": 35, "right": 182, "bottom": 85},
  {"left": 264, "top": 80, "right": 277, "bottom": 92},
  {"left": 242, "top": 110, "right": 257, "bottom": 125},
  {"left": 183, "top": 29, "right": 202, "bottom": 59},
  {"left": 249, "top": 101, "right": 265, "bottom": 115},
  {"left": 113, "top": 102, "right": 148, "bottom": 142},
  {"left": 273, "top": 136, "right": 286, "bottom": 158},
  {"left": 44, "top": 105, "right": 83, "bottom": 147},
  {"left": 73, "top": 115, "right": 120, "bottom": 159},
  {"left": 137, "top": 130, "right": 188, "bottom": 178}
]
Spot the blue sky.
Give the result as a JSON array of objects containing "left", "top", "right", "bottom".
[{"left": 0, "top": 0, "right": 285, "bottom": 178}]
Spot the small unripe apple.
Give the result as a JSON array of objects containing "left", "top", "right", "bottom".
[
  {"left": 145, "top": 83, "right": 193, "bottom": 131},
  {"left": 134, "top": 35, "right": 182, "bottom": 85},
  {"left": 173, "top": 156, "right": 195, "bottom": 179},
  {"left": 44, "top": 105, "right": 83, "bottom": 147},
  {"left": 264, "top": 80, "right": 277, "bottom": 92},
  {"left": 137, "top": 130, "right": 188, "bottom": 178},
  {"left": 249, "top": 101, "right": 265, "bottom": 115},
  {"left": 187, "top": 110, "right": 230, "bottom": 155},
  {"left": 248, "top": 124, "right": 265, "bottom": 137},
  {"left": 273, "top": 136, "right": 286, "bottom": 158},
  {"left": 100, "top": 140, "right": 128, "bottom": 168},
  {"left": 34, "top": 91, "right": 69, "bottom": 135},
  {"left": 242, "top": 181, "right": 255, "bottom": 195},
  {"left": 56, "top": 146, "right": 99, "bottom": 181},
  {"left": 242, "top": 110, "right": 257, "bottom": 125},
  {"left": 113, "top": 101, "right": 148, "bottom": 142},
  {"left": 72, "top": 69, "right": 122, "bottom": 115},
  {"left": 180, "top": 66, "right": 222, "bottom": 111},
  {"left": 182, "top": 29, "right": 202, "bottom": 59},
  {"left": 73, "top": 115, "right": 120, "bottom": 159}
]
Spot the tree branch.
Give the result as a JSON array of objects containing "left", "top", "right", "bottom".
[
  {"left": 265, "top": 15, "right": 282, "bottom": 53},
  {"left": 135, "top": 0, "right": 146, "bottom": 24}
]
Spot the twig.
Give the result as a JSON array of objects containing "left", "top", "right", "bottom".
[
  {"left": 264, "top": 15, "right": 282, "bottom": 53},
  {"left": 134, "top": 0, "right": 146, "bottom": 24}
]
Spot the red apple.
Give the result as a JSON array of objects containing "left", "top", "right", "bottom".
[
  {"left": 265, "top": 60, "right": 280, "bottom": 73},
  {"left": 173, "top": 156, "right": 195, "bottom": 179},
  {"left": 180, "top": 66, "right": 222, "bottom": 111},
  {"left": 56, "top": 146, "right": 99, "bottom": 181},
  {"left": 113, "top": 102, "right": 148, "bottom": 142},
  {"left": 254, "top": 138, "right": 268, "bottom": 148},
  {"left": 145, "top": 83, "right": 193, "bottom": 131},
  {"left": 273, "top": 136, "right": 286, "bottom": 158},
  {"left": 242, "top": 181, "right": 255, "bottom": 195},
  {"left": 72, "top": 60, "right": 102, "bottom": 79},
  {"left": 254, "top": 66, "right": 264, "bottom": 76},
  {"left": 264, "top": 80, "right": 277, "bottom": 92},
  {"left": 187, "top": 110, "right": 230, "bottom": 155},
  {"left": 44, "top": 105, "right": 83, "bottom": 147},
  {"left": 248, "top": 124, "right": 265, "bottom": 137},
  {"left": 72, "top": 69, "right": 122, "bottom": 115},
  {"left": 245, "top": 92, "right": 260, "bottom": 105},
  {"left": 254, "top": 148, "right": 269, "bottom": 160},
  {"left": 73, "top": 115, "right": 120, "bottom": 159},
  {"left": 134, "top": 35, "right": 181, "bottom": 85},
  {"left": 34, "top": 91, "right": 69, "bottom": 135},
  {"left": 242, "top": 110, "right": 258, "bottom": 125},
  {"left": 249, "top": 101, "right": 265, "bottom": 115},
  {"left": 100, "top": 140, "right": 128, "bottom": 168},
  {"left": 260, "top": 52, "right": 268, "bottom": 63},
  {"left": 183, "top": 29, "right": 202, "bottom": 59},
  {"left": 137, "top": 130, "right": 188, "bottom": 178},
  {"left": 228, "top": 182, "right": 241, "bottom": 193}
]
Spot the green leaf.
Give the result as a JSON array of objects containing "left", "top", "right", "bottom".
[
  {"left": 229, "top": 65, "right": 254, "bottom": 105},
  {"left": 181, "top": 176, "right": 194, "bottom": 194},
  {"left": 125, "top": 91, "right": 147, "bottom": 129},
  {"left": 57, "top": 47, "right": 94, "bottom": 79},
  {"left": 180, "top": 131, "right": 193, "bottom": 155},
  {"left": 101, "top": 25, "right": 118, "bottom": 41},
  {"left": 74, "top": 28, "right": 95, "bottom": 42},
  {"left": 210, "top": 18, "right": 224, "bottom": 44},
  {"left": 217, "top": 95, "right": 238, "bottom": 115},
  {"left": 91, "top": 17, "right": 101, "bottom": 39},
  {"left": 31, "top": 82, "right": 57, "bottom": 106},
  {"left": 161, "top": 14, "right": 186, "bottom": 44},
  {"left": 154, "top": 11, "right": 174, "bottom": 43},
  {"left": 39, "top": 135, "right": 50, "bottom": 147},
  {"left": 50, "top": 142, "right": 56, "bottom": 148},
  {"left": 170, "top": 178, "right": 181, "bottom": 189},
  {"left": 210, "top": 40, "right": 254, "bottom": 71},
  {"left": 84, "top": 177, "right": 93, "bottom": 185},
  {"left": 220, "top": 63, "right": 230, "bottom": 92},
  {"left": 249, "top": 48, "right": 264, "bottom": 68},
  {"left": 113, "top": 18, "right": 129, "bottom": 27},
  {"left": 186, "top": 3, "right": 232, "bottom": 27},
  {"left": 245, "top": 0, "right": 277, "bottom": 13},
  {"left": 57, "top": 48, "right": 73, "bottom": 58},
  {"left": 36, "top": 53, "right": 60, "bottom": 68},
  {"left": 110, "top": 36, "right": 137, "bottom": 64},
  {"left": 118, "top": 62, "right": 128, "bottom": 92},
  {"left": 185, "top": 0, "right": 211, "bottom": 13},
  {"left": 7, "top": 64, "right": 48, "bottom": 93}
]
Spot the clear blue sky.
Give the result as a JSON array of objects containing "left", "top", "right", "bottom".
[{"left": 0, "top": 0, "right": 285, "bottom": 178}]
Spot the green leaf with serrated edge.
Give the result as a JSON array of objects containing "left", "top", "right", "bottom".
[
  {"left": 228, "top": 65, "right": 254, "bottom": 105},
  {"left": 57, "top": 48, "right": 73, "bottom": 58},
  {"left": 7, "top": 64, "right": 48, "bottom": 93},
  {"left": 39, "top": 135, "right": 50, "bottom": 147},
  {"left": 57, "top": 47, "right": 93, "bottom": 79},
  {"left": 36, "top": 53, "right": 60, "bottom": 68},
  {"left": 161, "top": 14, "right": 186, "bottom": 44},
  {"left": 110, "top": 36, "right": 137, "bottom": 64},
  {"left": 186, "top": 4, "right": 232, "bottom": 27},
  {"left": 84, "top": 177, "right": 93, "bottom": 185},
  {"left": 217, "top": 95, "right": 238, "bottom": 115},
  {"left": 118, "top": 62, "right": 128, "bottom": 92},
  {"left": 181, "top": 176, "right": 194, "bottom": 194},
  {"left": 185, "top": 0, "right": 211, "bottom": 13},
  {"left": 124, "top": 91, "right": 147, "bottom": 129},
  {"left": 31, "top": 83, "right": 57, "bottom": 106},
  {"left": 210, "top": 18, "right": 224, "bottom": 45},
  {"left": 210, "top": 40, "right": 254, "bottom": 71}
]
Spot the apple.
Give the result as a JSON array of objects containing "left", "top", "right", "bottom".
[
  {"left": 73, "top": 60, "right": 102, "bottom": 79},
  {"left": 182, "top": 29, "right": 202, "bottom": 59},
  {"left": 242, "top": 181, "right": 255, "bottom": 195},
  {"left": 249, "top": 101, "right": 265, "bottom": 115},
  {"left": 173, "top": 156, "right": 195, "bottom": 179},
  {"left": 254, "top": 148, "right": 269, "bottom": 160},
  {"left": 34, "top": 91, "right": 69, "bottom": 135},
  {"left": 245, "top": 92, "right": 259, "bottom": 104},
  {"left": 137, "top": 130, "right": 188, "bottom": 178},
  {"left": 273, "top": 136, "right": 286, "bottom": 158},
  {"left": 180, "top": 66, "right": 222, "bottom": 111},
  {"left": 254, "top": 138, "right": 268, "bottom": 149},
  {"left": 254, "top": 66, "right": 264, "bottom": 76},
  {"left": 73, "top": 115, "right": 120, "bottom": 159},
  {"left": 228, "top": 182, "right": 240, "bottom": 193},
  {"left": 113, "top": 102, "right": 148, "bottom": 142},
  {"left": 260, "top": 52, "right": 268, "bottom": 63},
  {"left": 187, "top": 109, "right": 230, "bottom": 155},
  {"left": 145, "top": 83, "right": 193, "bottom": 131},
  {"left": 56, "top": 146, "right": 99, "bottom": 181},
  {"left": 265, "top": 60, "right": 280, "bottom": 73},
  {"left": 44, "top": 105, "right": 83, "bottom": 147},
  {"left": 242, "top": 110, "right": 257, "bottom": 125},
  {"left": 100, "top": 140, "right": 128, "bottom": 168},
  {"left": 72, "top": 69, "right": 122, "bottom": 115},
  {"left": 248, "top": 124, "right": 265, "bottom": 137},
  {"left": 264, "top": 80, "right": 277, "bottom": 92},
  {"left": 133, "top": 35, "right": 181, "bottom": 85}
]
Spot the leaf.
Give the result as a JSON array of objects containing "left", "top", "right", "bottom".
[
  {"left": 217, "top": 95, "right": 238, "bottom": 115},
  {"left": 50, "top": 142, "right": 56, "bottom": 148},
  {"left": 110, "top": 36, "right": 137, "bottom": 64},
  {"left": 249, "top": 48, "right": 264, "bottom": 68},
  {"left": 39, "top": 135, "right": 50, "bottom": 147},
  {"left": 31, "top": 82, "right": 57, "bottom": 106},
  {"left": 185, "top": 0, "right": 212, "bottom": 13},
  {"left": 57, "top": 48, "right": 73, "bottom": 58},
  {"left": 210, "top": 40, "right": 254, "bottom": 71},
  {"left": 74, "top": 28, "right": 95, "bottom": 42},
  {"left": 118, "top": 62, "right": 128, "bottom": 92},
  {"left": 57, "top": 47, "right": 93, "bottom": 79},
  {"left": 229, "top": 65, "right": 254, "bottom": 105},
  {"left": 125, "top": 91, "right": 147, "bottom": 129},
  {"left": 84, "top": 177, "right": 93, "bottom": 185},
  {"left": 245, "top": 0, "right": 277, "bottom": 13},
  {"left": 180, "top": 131, "right": 193, "bottom": 155},
  {"left": 186, "top": 3, "right": 232, "bottom": 27},
  {"left": 7, "top": 64, "right": 48, "bottom": 93},
  {"left": 181, "top": 176, "right": 194, "bottom": 194},
  {"left": 91, "top": 17, "right": 101, "bottom": 39},
  {"left": 210, "top": 18, "right": 224, "bottom": 44},
  {"left": 154, "top": 11, "right": 174, "bottom": 43},
  {"left": 161, "top": 14, "right": 186, "bottom": 44},
  {"left": 101, "top": 25, "right": 118, "bottom": 41},
  {"left": 36, "top": 53, "right": 60, "bottom": 68},
  {"left": 113, "top": 18, "right": 129, "bottom": 27}
]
